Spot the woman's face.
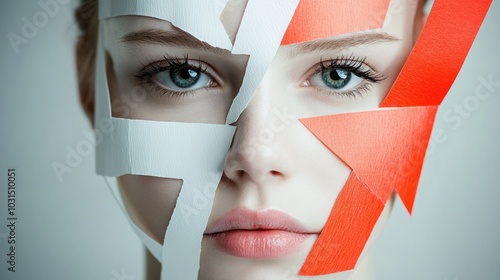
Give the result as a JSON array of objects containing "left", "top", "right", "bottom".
[{"left": 101, "top": 0, "right": 422, "bottom": 278}]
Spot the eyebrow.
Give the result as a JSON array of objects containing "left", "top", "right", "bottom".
[
  {"left": 284, "top": 32, "right": 399, "bottom": 59},
  {"left": 121, "top": 28, "right": 232, "bottom": 56},
  {"left": 122, "top": 28, "right": 398, "bottom": 59}
]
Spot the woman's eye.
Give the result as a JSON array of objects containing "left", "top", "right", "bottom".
[
  {"left": 308, "top": 67, "right": 364, "bottom": 91},
  {"left": 153, "top": 64, "right": 213, "bottom": 91}
]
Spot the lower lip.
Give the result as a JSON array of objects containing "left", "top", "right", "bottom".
[{"left": 207, "top": 230, "right": 310, "bottom": 259}]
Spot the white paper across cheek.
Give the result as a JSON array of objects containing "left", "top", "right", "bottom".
[
  {"left": 95, "top": 0, "right": 299, "bottom": 279},
  {"left": 95, "top": 22, "right": 235, "bottom": 279}
]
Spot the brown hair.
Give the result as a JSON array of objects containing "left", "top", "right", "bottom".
[{"left": 75, "top": 0, "right": 98, "bottom": 121}]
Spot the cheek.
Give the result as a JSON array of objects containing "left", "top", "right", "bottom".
[
  {"left": 118, "top": 175, "right": 182, "bottom": 244},
  {"left": 293, "top": 124, "right": 352, "bottom": 227}
]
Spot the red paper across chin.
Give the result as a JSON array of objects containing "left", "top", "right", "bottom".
[{"left": 296, "top": 0, "right": 493, "bottom": 276}]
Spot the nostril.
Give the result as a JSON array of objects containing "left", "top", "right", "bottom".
[
  {"left": 236, "top": 170, "right": 245, "bottom": 178},
  {"left": 270, "top": 170, "right": 282, "bottom": 176}
]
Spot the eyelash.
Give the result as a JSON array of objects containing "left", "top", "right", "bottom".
[
  {"left": 134, "top": 54, "right": 385, "bottom": 100},
  {"left": 308, "top": 54, "right": 386, "bottom": 98},
  {"left": 134, "top": 54, "right": 213, "bottom": 99}
]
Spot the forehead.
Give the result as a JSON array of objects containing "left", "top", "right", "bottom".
[
  {"left": 281, "top": 0, "right": 391, "bottom": 45},
  {"left": 104, "top": 0, "right": 398, "bottom": 48},
  {"left": 222, "top": 0, "right": 393, "bottom": 45}
]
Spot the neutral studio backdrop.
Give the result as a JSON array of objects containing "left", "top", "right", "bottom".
[{"left": 0, "top": 1, "right": 499, "bottom": 279}]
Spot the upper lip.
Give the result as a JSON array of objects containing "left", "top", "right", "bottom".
[{"left": 204, "top": 207, "right": 313, "bottom": 235}]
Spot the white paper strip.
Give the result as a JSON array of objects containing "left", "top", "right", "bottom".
[
  {"left": 99, "top": 0, "right": 233, "bottom": 50},
  {"left": 95, "top": 1, "right": 300, "bottom": 279},
  {"left": 95, "top": 21, "right": 234, "bottom": 278},
  {"left": 225, "top": 0, "right": 300, "bottom": 123}
]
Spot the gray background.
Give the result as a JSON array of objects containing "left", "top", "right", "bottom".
[{"left": 0, "top": 0, "right": 499, "bottom": 279}]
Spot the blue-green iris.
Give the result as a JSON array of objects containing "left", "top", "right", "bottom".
[
  {"left": 169, "top": 65, "right": 201, "bottom": 88},
  {"left": 321, "top": 68, "right": 351, "bottom": 89}
]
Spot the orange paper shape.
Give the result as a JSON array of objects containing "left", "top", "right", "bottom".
[
  {"left": 296, "top": 0, "right": 492, "bottom": 275},
  {"left": 299, "top": 106, "right": 437, "bottom": 274},
  {"left": 281, "top": 0, "right": 390, "bottom": 45},
  {"left": 300, "top": 106, "right": 438, "bottom": 213},
  {"left": 380, "top": 0, "right": 493, "bottom": 107},
  {"left": 299, "top": 173, "right": 385, "bottom": 275}
]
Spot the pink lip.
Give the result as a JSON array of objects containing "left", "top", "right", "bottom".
[{"left": 204, "top": 208, "right": 315, "bottom": 259}]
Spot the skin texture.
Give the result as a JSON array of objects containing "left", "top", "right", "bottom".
[{"left": 78, "top": 0, "right": 426, "bottom": 279}]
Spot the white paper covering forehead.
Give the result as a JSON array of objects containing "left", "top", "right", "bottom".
[
  {"left": 226, "top": 0, "right": 299, "bottom": 123},
  {"left": 99, "top": 0, "right": 233, "bottom": 50},
  {"left": 95, "top": 0, "right": 299, "bottom": 279}
]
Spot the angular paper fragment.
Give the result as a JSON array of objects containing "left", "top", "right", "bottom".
[
  {"left": 299, "top": 173, "right": 384, "bottom": 275},
  {"left": 297, "top": 0, "right": 492, "bottom": 275},
  {"left": 380, "top": 0, "right": 493, "bottom": 107},
  {"left": 300, "top": 106, "right": 438, "bottom": 213},
  {"left": 281, "top": 0, "right": 390, "bottom": 45}
]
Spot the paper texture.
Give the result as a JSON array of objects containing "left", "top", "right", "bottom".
[
  {"left": 297, "top": 0, "right": 493, "bottom": 275},
  {"left": 225, "top": 0, "right": 300, "bottom": 123},
  {"left": 95, "top": 15, "right": 235, "bottom": 279},
  {"left": 281, "top": 0, "right": 391, "bottom": 45},
  {"left": 95, "top": 0, "right": 492, "bottom": 277},
  {"left": 96, "top": 0, "right": 299, "bottom": 278}
]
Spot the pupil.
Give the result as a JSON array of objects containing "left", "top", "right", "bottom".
[
  {"left": 330, "top": 69, "right": 348, "bottom": 80},
  {"left": 179, "top": 67, "right": 197, "bottom": 79},
  {"left": 322, "top": 68, "right": 351, "bottom": 89},
  {"left": 170, "top": 65, "right": 200, "bottom": 88}
]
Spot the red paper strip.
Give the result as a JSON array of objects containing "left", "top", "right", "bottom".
[
  {"left": 380, "top": 0, "right": 492, "bottom": 107},
  {"left": 297, "top": 0, "right": 492, "bottom": 275},
  {"left": 281, "top": 0, "right": 390, "bottom": 45},
  {"left": 300, "top": 106, "right": 438, "bottom": 213},
  {"left": 299, "top": 173, "right": 385, "bottom": 275}
]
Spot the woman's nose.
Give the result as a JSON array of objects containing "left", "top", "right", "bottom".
[{"left": 223, "top": 86, "right": 295, "bottom": 186}]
